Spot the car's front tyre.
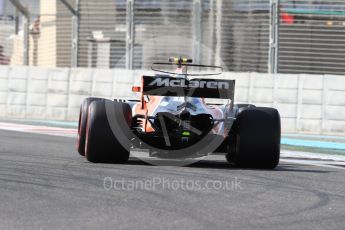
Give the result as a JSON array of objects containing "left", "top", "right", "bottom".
[{"left": 77, "top": 97, "right": 102, "bottom": 156}]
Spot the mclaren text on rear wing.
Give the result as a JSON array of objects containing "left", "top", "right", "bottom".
[{"left": 142, "top": 76, "right": 235, "bottom": 99}]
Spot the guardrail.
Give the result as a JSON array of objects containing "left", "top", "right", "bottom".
[{"left": 0, "top": 66, "right": 344, "bottom": 135}]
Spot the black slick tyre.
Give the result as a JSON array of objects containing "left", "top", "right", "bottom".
[
  {"left": 226, "top": 107, "right": 281, "bottom": 169},
  {"left": 77, "top": 97, "right": 102, "bottom": 156},
  {"left": 85, "top": 100, "right": 131, "bottom": 163}
]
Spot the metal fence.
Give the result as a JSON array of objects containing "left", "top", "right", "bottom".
[
  {"left": 0, "top": 0, "right": 75, "bottom": 67},
  {"left": 1, "top": 0, "right": 345, "bottom": 75},
  {"left": 278, "top": 0, "right": 345, "bottom": 75},
  {"left": 77, "top": 0, "right": 270, "bottom": 72}
]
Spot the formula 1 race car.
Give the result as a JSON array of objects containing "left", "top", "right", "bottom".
[{"left": 76, "top": 57, "right": 281, "bottom": 169}]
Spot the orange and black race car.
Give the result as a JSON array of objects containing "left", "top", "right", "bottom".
[{"left": 76, "top": 57, "right": 281, "bottom": 169}]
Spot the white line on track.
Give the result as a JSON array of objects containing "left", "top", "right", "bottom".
[
  {"left": 281, "top": 159, "right": 345, "bottom": 170},
  {"left": 0, "top": 122, "right": 77, "bottom": 138},
  {"left": 281, "top": 150, "right": 345, "bottom": 163}
]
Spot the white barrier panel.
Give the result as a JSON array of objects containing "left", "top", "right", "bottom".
[{"left": 0, "top": 66, "right": 344, "bottom": 135}]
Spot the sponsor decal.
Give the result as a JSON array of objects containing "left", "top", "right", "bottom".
[{"left": 148, "top": 78, "right": 230, "bottom": 90}]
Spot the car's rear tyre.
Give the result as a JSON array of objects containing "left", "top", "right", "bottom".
[
  {"left": 85, "top": 100, "right": 131, "bottom": 163},
  {"left": 234, "top": 104, "right": 256, "bottom": 116},
  {"left": 226, "top": 107, "right": 281, "bottom": 169},
  {"left": 77, "top": 97, "right": 102, "bottom": 156}
]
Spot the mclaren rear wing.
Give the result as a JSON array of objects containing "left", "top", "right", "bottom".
[{"left": 140, "top": 76, "right": 235, "bottom": 100}]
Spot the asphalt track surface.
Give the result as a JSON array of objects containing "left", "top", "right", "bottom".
[{"left": 1, "top": 129, "right": 345, "bottom": 230}]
